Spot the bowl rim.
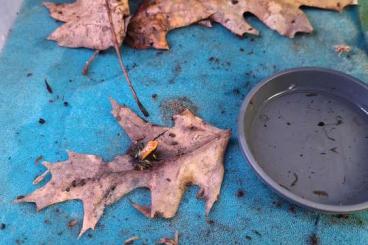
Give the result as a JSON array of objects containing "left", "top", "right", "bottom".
[{"left": 237, "top": 67, "right": 368, "bottom": 213}]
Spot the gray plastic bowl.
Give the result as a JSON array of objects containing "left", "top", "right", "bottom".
[{"left": 238, "top": 67, "right": 368, "bottom": 213}]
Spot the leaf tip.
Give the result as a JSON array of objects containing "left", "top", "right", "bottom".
[
  {"left": 130, "top": 201, "right": 152, "bottom": 218},
  {"left": 110, "top": 98, "right": 122, "bottom": 117},
  {"left": 42, "top": 2, "right": 54, "bottom": 9}
]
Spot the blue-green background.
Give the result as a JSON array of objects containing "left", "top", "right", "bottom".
[{"left": 1, "top": 1, "right": 368, "bottom": 244}]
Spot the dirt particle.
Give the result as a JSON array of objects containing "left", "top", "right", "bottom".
[
  {"left": 68, "top": 219, "right": 78, "bottom": 228},
  {"left": 15, "top": 239, "right": 24, "bottom": 245},
  {"left": 64, "top": 101, "right": 69, "bottom": 107},
  {"left": 245, "top": 235, "right": 252, "bottom": 240},
  {"left": 44, "top": 79, "right": 53, "bottom": 94},
  {"left": 309, "top": 233, "right": 319, "bottom": 245},
  {"left": 38, "top": 118, "right": 46, "bottom": 124},
  {"left": 0, "top": 223, "right": 5, "bottom": 230},
  {"left": 252, "top": 230, "right": 261, "bottom": 236},
  {"left": 208, "top": 56, "right": 220, "bottom": 64},
  {"left": 306, "top": 93, "right": 318, "bottom": 97},
  {"left": 288, "top": 205, "right": 296, "bottom": 214},
  {"left": 317, "top": 122, "right": 325, "bottom": 127},
  {"left": 330, "top": 147, "right": 338, "bottom": 153},
  {"left": 174, "top": 63, "right": 182, "bottom": 73},
  {"left": 313, "top": 190, "right": 328, "bottom": 197},
  {"left": 151, "top": 94, "right": 158, "bottom": 100},
  {"left": 236, "top": 189, "right": 245, "bottom": 198},
  {"left": 156, "top": 51, "right": 164, "bottom": 56},
  {"left": 206, "top": 219, "right": 215, "bottom": 225},
  {"left": 290, "top": 173, "right": 298, "bottom": 187},
  {"left": 35, "top": 155, "right": 44, "bottom": 165},
  {"left": 233, "top": 88, "right": 241, "bottom": 95},
  {"left": 131, "top": 63, "right": 138, "bottom": 69},
  {"left": 335, "top": 214, "right": 349, "bottom": 219},
  {"left": 26, "top": 73, "right": 33, "bottom": 77},
  {"left": 272, "top": 200, "right": 283, "bottom": 208},
  {"left": 240, "top": 48, "right": 244, "bottom": 52}
]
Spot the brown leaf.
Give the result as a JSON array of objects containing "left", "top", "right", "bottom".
[
  {"left": 44, "top": 0, "right": 130, "bottom": 50},
  {"left": 126, "top": 0, "right": 215, "bottom": 49},
  {"left": 126, "top": 0, "right": 357, "bottom": 49},
  {"left": 16, "top": 99, "right": 231, "bottom": 237}
]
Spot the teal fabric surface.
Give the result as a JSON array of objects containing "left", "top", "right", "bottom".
[{"left": 1, "top": 1, "right": 368, "bottom": 244}]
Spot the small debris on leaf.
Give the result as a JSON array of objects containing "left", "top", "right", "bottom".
[{"left": 138, "top": 140, "right": 159, "bottom": 160}]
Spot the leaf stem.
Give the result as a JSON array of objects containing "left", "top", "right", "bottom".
[
  {"left": 82, "top": 50, "right": 100, "bottom": 75},
  {"left": 104, "top": 0, "right": 149, "bottom": 117}
]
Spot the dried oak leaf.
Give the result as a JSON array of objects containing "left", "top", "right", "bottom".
[
  {"left": 44, "top": 0, "right": 130, "bottom": 50},
  {"left": 127, "top": 0, "right": 357, "bottom": 49},
  {"left": 16, "top": 100, "right": 231, "bottom": 237}
]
